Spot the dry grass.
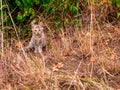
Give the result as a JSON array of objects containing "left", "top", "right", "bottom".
[
  {"left": 0, "top": 1, "right": 120, "bottom": 90},
  {"left": 0, "top": 21, "right": 120, "bottom": 90}
]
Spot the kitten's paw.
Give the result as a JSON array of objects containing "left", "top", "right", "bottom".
[
  {"left": 18, "top": 48, "right": 23, "bottom": 52},
  {"left": 34, "top": 50, "right": 39, "bottom": 53},
  {"left": 34, "top": 49, "right": 42, "bottom": 53}
]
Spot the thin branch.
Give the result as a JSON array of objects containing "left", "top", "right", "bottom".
[{"left": 1, "top": 0, "right": 4, "bottom": 56}]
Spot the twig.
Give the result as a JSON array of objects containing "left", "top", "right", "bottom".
[
  {"left": 4, "top": 0, "right": 28, "bottom": 59},
  {"left": 0, "top": 0, "right": 4, "bottom": 57}
]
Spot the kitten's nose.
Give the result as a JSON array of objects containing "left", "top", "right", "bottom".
[
  {"left": 36, "top": 32, "right": 38, "bottom": 35},
  {"left": 39, "top": 26, "right": 44, "bottom": 29},
  {"left": 34, "top": 32, "right": 37, "bottom": 35}
]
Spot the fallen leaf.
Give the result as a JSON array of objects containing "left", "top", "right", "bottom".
[
  {"left": 16, "top": 42, "right": 23, "bottom": 48},
  {"left": 52, "top": 62, "right": 64, "bottom": 71},
  {"left": 57, "top": 62, "right": 64, "bottom": 68},
  {"left": 90, "top": 57, "right": 96, "bottom": 62}
]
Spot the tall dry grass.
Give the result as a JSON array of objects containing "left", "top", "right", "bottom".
[
  {"left": 0, "top": 1, "right": 120, "bottom": 90},
  {"left": 0, "top": 21, "right": 120, "bottom": 89}
]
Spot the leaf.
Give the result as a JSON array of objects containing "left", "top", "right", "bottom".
[
  {"left": 20, "top": 26, "right": 29, "bottom": 36},
  {"left": 17, "top": 13, "right": 23, "bottom": 20},
  {"left": 93, "top": 0, "right": 97, "bottom": 4},
  {"left": 4, "top": 29, "right": 8, "bottom": 33},
  {"left": 7, "top": 18, "right": 12, "bottom": 26},
  {"left": 17, "top": 12, "right": 25, "bottom": 21},
  {"left": 22, "top": 0, "right": 34, "bottom": 8},
  {"left": 23, "top": 8, "right": 29, "bottom": 16},
  {"left": 29, "top": 8, "right": 35, "bottom": 18},
  {"left": 52, "top": 64, "right": 59, "bottom": 71},
  {"left": 46, "top": 7, "right": 54, "bottom": 15},
  {"left": 117, "top": 12, "right": 120, "bottom": 18},
  {"left": 111, "top": 0, "right": 116, "bottom": 5},
  {"left": 57, "top": 63, "right": 64, "bottom": 68},
  {"left": 70, "top": 5, "right": 78, "bottom": 14},
  {"left": 43, "top": 0, "right": 52, "bottom": 6},
  {"left": 90, "top": 57, "right": 96, "bottom": 62},
  {"left": 15, "top": 0, "right": 23, "bottom": 10},
  {"left": 116, "top": 0, "right": 120, "bottom": 7},
  {"left": 15, "top": 42, "right": 23, "bottom": 48},
  {"left": 28, "top": 0, "right": 34, "bottom": 7},
  {"left": 57, "top": 22, "right": 62, "bottom": 28},
  {"left": 22, "top": 0, "right": 27, "bottom": 7},
  {"left": 0, "top": 5, "right": 7, "bottom": 10},
  {"left": 35, "top": 0, "right": 40, "bottom": 5},
  {"left": 52, "top": 62, "right": 64, "bottom": 71},
  {"left": 76, "top": 23, "right": 81, "bottom": 28}
]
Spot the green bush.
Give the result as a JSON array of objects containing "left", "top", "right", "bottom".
[
  {"left": 0, "top": 0, "right": 81, "bottom": 37},
  {"left": 1, "top": 0, "right": 120, "bottom": 38},
  {"left": 14, "top": 0, "right": 79, "bottom": 22},
  {"left": 111, "top": 0, "right": 120, "bottom": 18}
]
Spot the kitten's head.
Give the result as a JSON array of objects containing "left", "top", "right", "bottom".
[{"left": 31, "top": 22, "right": 44, "bottom": 36}]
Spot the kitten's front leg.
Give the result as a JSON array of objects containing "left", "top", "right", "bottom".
[
  {"left": 25, "top": 37, "right": 34, "bottom": 50},
  {"left": 34, "top": 46, "right": 42, "bottom": 53},
  {"left": 38, "top": 46, "right": 42, "bottom": 53},
  {"left": 34, "top": 47, "right": 38, "bottom": 53}
]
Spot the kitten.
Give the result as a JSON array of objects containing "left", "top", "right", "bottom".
[{"left": 24, "top": 22, "right": 46, "bottom": 53}]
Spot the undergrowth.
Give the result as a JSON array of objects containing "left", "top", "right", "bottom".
[{"left": 0, "top": 0, "right": 120, "bottom": 90}]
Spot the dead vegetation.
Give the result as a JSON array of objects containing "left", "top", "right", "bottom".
[{"left": 0, "top": 2, "right": 120, "bottom": 90}]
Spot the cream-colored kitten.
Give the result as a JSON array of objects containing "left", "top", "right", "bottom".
[{"left": 25, "top": 22, "right": 46, "bottom": 53}]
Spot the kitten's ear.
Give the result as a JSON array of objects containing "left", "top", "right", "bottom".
[
  {"left": 31, "top": 22, "right": 35, "bottom": 28},
  {"left": 39, "top": 22, "right": 44, "bottom": 30},
  {"left": 39, "top": 22, "right": 43, "bottom": 26}
]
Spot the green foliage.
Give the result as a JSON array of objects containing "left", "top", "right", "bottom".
[
  {"left": 2, "top": 0, "right": 120, "bottom": 37},
  {"left": 43, "top": 0, "right": 52, "bottom": 6},
  {"left": 111, "top": 0, "right": 120, "bottom": 8},
  {"left": 111, "top": 0, "right": 120, "bottom": 18},
  {"left": 93, "top": 0, "right": 97, "bottom": 4},
  {"left": 117, "top": 12, "right": 120, "bottom": 18},
  {"left": 15, "top": 0, "right": 35, "bottom": 21},
  {"left": 1, "top": 0, "right": 81, "bottom": 37},
  {"left": 70, "top": 5, "right": 78, "bottom": 15},
  {"left": 15, "top": 0, "right": 23, "bottom": 10},
  {"left": 20, "top": 25, "right": 30, "bottom": 38},
  {"left": 14, "top": 0, "right": 80, "bottom": 21}
]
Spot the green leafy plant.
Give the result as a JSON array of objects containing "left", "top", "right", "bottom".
[
  {"left": 111, "top": 0, "right": 120, "bottom": 18},
  {"left": 111, "top": 0, "right": 120, "bottom": 7},
  {"left": 15, "top": 0, "right": 35, "bottom": 21}
]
